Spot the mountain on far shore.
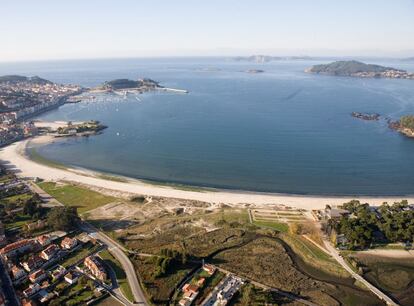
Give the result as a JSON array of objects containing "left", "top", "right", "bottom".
[{"left": 0, "top": 75, "right": 53, "bottom": 85}]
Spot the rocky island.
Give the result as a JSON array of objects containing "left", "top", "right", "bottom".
[
  {"left": 351, "top": 112, "right": 380, "bottom": 121},
  {"left": 245, "top": 69, "right": 264, "bottom": 74},
  {"left": 305, "top": 60, "right": 414, "bottom": 79}
]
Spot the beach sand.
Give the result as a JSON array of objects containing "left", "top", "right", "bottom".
[{"left": 1, "top": 137, "right": 413, "bottom": 210}]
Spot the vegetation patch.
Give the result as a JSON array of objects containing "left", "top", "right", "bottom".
[
  {"left": 37, "top": 181, "right": 116, "bottom": 213},
  {"left": 132, "top": 255, "right": 197, "bottom": 305}
]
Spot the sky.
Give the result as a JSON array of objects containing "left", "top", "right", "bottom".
[{"left": 1, "top": 0, "right": 414, "bottom": 61}]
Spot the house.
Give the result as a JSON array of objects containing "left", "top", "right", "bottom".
[
  {"left": 324, "top": 205, "right": 349, "bottom": 220},
  {"left": 37, "top": 235, "right": 51, "bottom": 247},
  {"left": 21, "top": 299, "right": 37, "bottom": 306},
  {"left": 202, "top": 264, "right": 216, "bottom": 275},
  {"left": 29, "top": 269, "right": 47, "bottom": 283},
  {"left": 196, "top": 277, "right": 206, "bottom": 287},
  {"left": 11, "top": 265, "right": 27, "bottom": 281},
  {"left": 60, "top": 237, "right": 78, "bottom": 250},
  {"left": 37, "top": 289, "right": 54, "bottom": 303},
  {"left": 23, "top": 283, "right": 41, "bottom": 298},
  {"left": 64, "top": 272, "right": 78, "bottom": 285},
  {"left": 51, "top": 266, "right": 66, "bottom": 280},
  {"left": 178, "top": 299, "right": 191, "bottom": 306},
  {"left": 182, "top": 284, "right": 199, "bottom": 294},
  {"left": 25, "top": 220, "right": 47, "bottom": 232},
  {"left": 40, "top": 244, "right": 59, "bottom": 260},
  {"left": 0, "top": 239, "right": 34, "bottom": 258},
  {"left": 84, "top": 256, "right": 107, "bottom": 281},
  {"left": 22, "top": 255, "right": 44, "bottom": 272}
]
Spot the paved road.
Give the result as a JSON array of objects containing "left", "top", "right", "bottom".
[
  {"left": 80, "top": 222, "right": 148, "bottom": 305},
  {"left": 323, "top": 240, "right": 399, "bottom": 306},
  {"left": 32, "top": 183, "right": 147, "bottom": 305},
  {"left": 28, "top": 181, "right": 63, "bottom": 207},
  {"left": 0, "top": 259, "right": 20, "bottom": 306}
]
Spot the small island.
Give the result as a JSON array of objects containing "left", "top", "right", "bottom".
[
  {"left": 93, "top": 78, "right": 188, "bottom": 94},
  {"left": 34, "top": 120, "right": 107, "bottom": 138},
  {"left": 305, "top": 60, "right": 414, "bottom": 79},
  {"left": 351, "top": 112, "right": 380, "bottom": 121},
  {"left": 245, "top": 69, "right": 264, "bottom": 74}
]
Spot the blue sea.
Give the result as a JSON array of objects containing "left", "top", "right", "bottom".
[{"left": 1, "top": 57, "right": 414, "bottom": 195}]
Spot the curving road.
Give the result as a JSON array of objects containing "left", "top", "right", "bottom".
[
  {"left": 79, "top": 222, "right": 148, "bottom": 305},
  {"left": 323, "top": 240, "right": 399, "bottom": 306}
]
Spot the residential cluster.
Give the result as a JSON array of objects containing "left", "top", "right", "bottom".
[
  {"left": 0, "top": 76, "right": 82, "bottom": 146},
  {"left": 201, "top": 273, "right": 244, "bottom": 306},
  {"left": 351, "top": 69, "right": 414, "bottom": 79}
]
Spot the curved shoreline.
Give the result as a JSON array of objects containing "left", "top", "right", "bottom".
[{"left": 1, "top": 136, "right": 414, "bottom": 210}]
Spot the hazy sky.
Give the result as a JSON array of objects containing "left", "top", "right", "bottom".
[{"left": 1, "top": 0, "right": 414, "bottom": 61}]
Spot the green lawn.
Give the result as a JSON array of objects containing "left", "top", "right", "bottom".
[
  {"left": 4, "top": 214, "right": 32, "bottom": 229},
  {"left": 99, "top": 250, "right": 134, "bottom": 302},
  {"left": 60, "top": 242, "right": 99, "bottom": 267},
  {"left": 253, "top": 220, "right": 289, "bottom": 232},
  {"left": 37, "top": 182, "right": 116, "bottom": 213}
]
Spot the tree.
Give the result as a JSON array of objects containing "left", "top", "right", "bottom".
[{"left": 47, "top": 206, "right": 79, "bottom": 230}]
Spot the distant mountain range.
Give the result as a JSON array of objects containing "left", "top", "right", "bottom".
[{"left": 233, "top": 55, "right": 314, "bottom": 63}]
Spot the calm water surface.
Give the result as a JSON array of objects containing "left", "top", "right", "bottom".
[{"left": 1, "top": 58, "right": 414, "bottom": 195}]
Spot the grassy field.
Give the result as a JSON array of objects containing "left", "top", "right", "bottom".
[
  {"left": 37, "top": 181, "right": 116, "bottom": 213},
  {"left": 279, "top": 233, "right": 348, "bottom": 277},
  {"left": 252, "top": 220, "right": 289, "bottom": 232},
  {"left": 60, "top": 241, "right": 100, "bottom": 267},
  {"left": 93, "top": 296, "right": 123, "bottom": 306},
  {"left": 99, "top": 249, "right": 134, "bottom": 302}
]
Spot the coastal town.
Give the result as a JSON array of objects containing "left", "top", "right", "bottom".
[{"left": 0, "top": 76, "right": 82, "bottom": 146}]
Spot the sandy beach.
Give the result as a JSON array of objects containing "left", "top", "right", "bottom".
[{"left": 1, "top": 136, "right": 414, "bottom": 210}]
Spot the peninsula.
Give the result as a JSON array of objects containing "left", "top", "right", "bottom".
[
  {"left": 305, "top": 60, "right": 414, "bottom": 79},
  {"left": 389, "top": 115, "right": 414, "bottom": 138}
]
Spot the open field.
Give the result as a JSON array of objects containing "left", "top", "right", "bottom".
[
  {"left": 280, "top": 233, "right": 348, "bottom": 277},
  {"left": 99, "top": 249, "right": 134, "bottom": 302},
  {"left": 37, "top": 181, "right": 117, "bottom": 213},
  {"left": 347, "top": 253, "right": 414, "bottom": 306}
]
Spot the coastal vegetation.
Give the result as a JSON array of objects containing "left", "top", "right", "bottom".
[
  {"left": 328, "top": 200, "right": 414, "bottom": 250},
  {"left": 400, "top": 115, "right": 414, "bottom": 130},
  {"left": 47, "top": 206, "right": 80, "bottom": 230}
]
